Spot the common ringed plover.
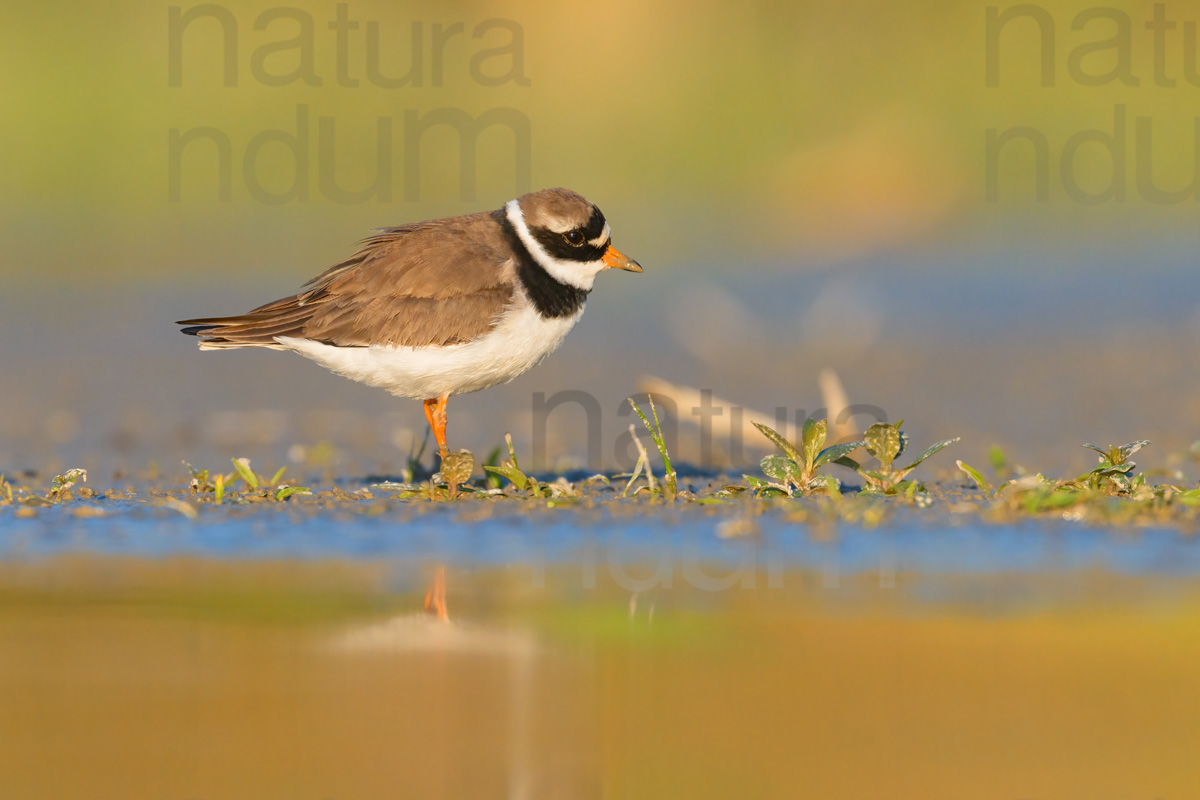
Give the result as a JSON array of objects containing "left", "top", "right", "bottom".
[{"left": 177, "top": 188, "right": 643, "bottom": 458}]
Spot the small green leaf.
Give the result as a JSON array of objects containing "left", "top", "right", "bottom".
[
  {"left": 505, "top": 433, "right": 521, "bottom": 474},
  {"left": 753, "top": 421, "right": 801, "bottom": 463},
  {"left": 483, "top": 464, "right": 528, "bottom": 491},
  {"left": 900, "top": 437, "right": 960, "bottom": 473},
  {"left": 269, "top": 466, "right": 288, "bottom": 486},
  {"left": 863, "top": 423, "right": 903, "bottom": 472},
  {"left": 801, "top": 418, "right": 827, "bottom": 467},
  {"left": 831, "top": 455, "right": 862, "bottom": 471},
  {"left": 956, "top": 460, "right": 991, "bottom": 494},
  {"left": 440, "top": 450, "right": 475, "bottom": 486},
  {"left": 814, "top": 441, "right": 864, "bottom": 468},
  {"left": 861, "top": 469, "right": 887, "bottom": 486},
  {"left": 274, "top": 486, "right": 310, "bottom": 501},
  {"left": 744, "top": 475, "right": 787, "bottom": 497},
  {"left": 1090, "top": 463, "right": 1135, "bottom": 478},
  {"left": 760, "top": 454, "right": 798, "bottom": 483},
  {"left": 1118, "top": 440, "right": 1151, "bottom": 461},
  {"left": 231, "top": 458, "right": 259, "bottom": 489},
  {"left": 807, "top": 474, "right": 839, "bottom": 494},
  {"left": 214, "top": 473, "right": 225, "bottom": 504}
]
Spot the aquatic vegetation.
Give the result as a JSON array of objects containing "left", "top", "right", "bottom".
[
  {"left": 480, "top": 434, "right": 552, "bottom": 499},
  {"left": 483, "top": 433, "right": 530, "bottom": 492},
  {"left": 1078, "top": 440, "right": 1150, "bottom": 496},
  {"left": 831, "top": 422, "right": 958, "bottom": 505},
  {"left": 0, "top": 468, "right": 93, "bottom": 511},
  {"left": 747, "top": 418, "right": 956, "bottom": 505},
  {"left": 958, "top": 439, "right": 1200, "bottom": 519},
  {"left": 628, "top": 396, "right": 678, "bottom": 500},
  {"left": 6, "top": 395, "right": 1200, "bottom": 531},
  {"left": 48, "top": 469, "right": 87, "bottom": 502},
  {"left": 438, "top": 450, "right": 475, "bottom": 499},
  {"left": 744, "top": 417, "right": 958, "bottom": 505},
  {"left": 745, "top": 418, "right": 863, "bottom": 498},
  {"left": 231, "top": 457, "right": 261, "bottom": 490},
  {"left": 182, "top": 459, "right": 310, "bottom": 505},
  {"left": 184, "top": 462, "right": 220, "bottom": 494}
]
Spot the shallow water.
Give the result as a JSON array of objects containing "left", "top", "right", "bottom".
[
  {"left": 4, "top": 498, "right": 1200, "bottom": 577},
  {"left": 1, "top": 556, "right": 1198, "bottom": 800}
]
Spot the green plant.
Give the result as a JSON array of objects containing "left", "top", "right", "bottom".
[
  {"left": 183, "top": 458, "right": 309, "bottom": 504},
  {"left": 439, "top": 450, "right": 475, "bottom": 499},
  {"left": 484, "top": 434, "right": 531, "bottom": 492},
  {"left": 623, "top": 423, "right": 661, "bottom": 498},
  {"left": 231, "top": 457, "right": 260, "bottom": 489},
  {"left": 956, "top": 460, "right": 993, "bottom": 496},
  {"left": 835, "top": 421, "right": 958, "bottom": 503},
  {"left": 48, "top": 469, "right": 87, "bottom": 502},
  {"left": 960, "top": 440, "right": 1186, "bottom": 516},
  {"left": 478, "top": 434, "right": 553, "bottom": 499},
  {"left": 184, "top": 462, "right": 213, "bottom": 493},
  {"left": 991, "top": 473, "right": 1084, "bottom": 514},
  {"left": 629, "top": 396, "right": 677, "bottom": 499},
  {"left": 1077, "top": 440, "right": 1151, "bottom": 497},
  {"left": 747, "top": 419, "right": 862, "bottom": 497}
]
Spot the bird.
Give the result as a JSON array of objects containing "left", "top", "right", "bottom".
[{"left": 176, "top": 187, "right": 643, "bottom": 462}]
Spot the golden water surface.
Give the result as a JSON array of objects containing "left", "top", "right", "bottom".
[{"left": 1, "top": 558, "right": 1197, "bottom": 799}]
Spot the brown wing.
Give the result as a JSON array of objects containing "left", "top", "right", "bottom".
[{"left": 178, "top": 211, "right": 517, "bottom": 349}]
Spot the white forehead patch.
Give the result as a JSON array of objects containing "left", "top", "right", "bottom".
[{"left": 542, "top": 217, "right": 576, "bottom": 234}]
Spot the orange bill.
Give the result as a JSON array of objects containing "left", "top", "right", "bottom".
[{"left": 601, "top": 245, "right": 643, "bottom": 272}]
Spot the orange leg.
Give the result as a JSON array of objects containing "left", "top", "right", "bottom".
[
  {"left": 423, "top": 565, "right": 448, "bottom": 621},
  {"left": 418, "top": 398, "right": 451, "bottom": 620},
  {"left": 418, "top": 400, "right": 450, "bottom": 621},
  {"left": 422, "top": 393, "right": 451, "bottom": 458}
]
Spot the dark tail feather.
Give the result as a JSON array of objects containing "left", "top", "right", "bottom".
[
  {"left": 179, "top": 324, "right": 219, "bottom": 337},
  {"left": 176, "top": 300, "right": 315, "bottom": 350}
]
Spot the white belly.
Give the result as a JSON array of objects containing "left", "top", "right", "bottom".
[{"left": 275, "top": 303, "right": 585, "bottom": 399}]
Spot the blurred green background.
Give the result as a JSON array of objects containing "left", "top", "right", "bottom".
[{"left": 5, "top": 0, "right": 1199, "bottom": 284}]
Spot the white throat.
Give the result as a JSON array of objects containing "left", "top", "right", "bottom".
[{"left": 505, "top": 199, "right": 606, "bottom": 291}]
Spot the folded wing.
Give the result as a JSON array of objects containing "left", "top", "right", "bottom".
[{"left": 178, "top": 212, "right": 517, "bottom": 350}]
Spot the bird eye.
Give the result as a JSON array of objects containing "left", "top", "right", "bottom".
[{"left": 563, "top": 230, "right": 585, "bottom": 246}]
